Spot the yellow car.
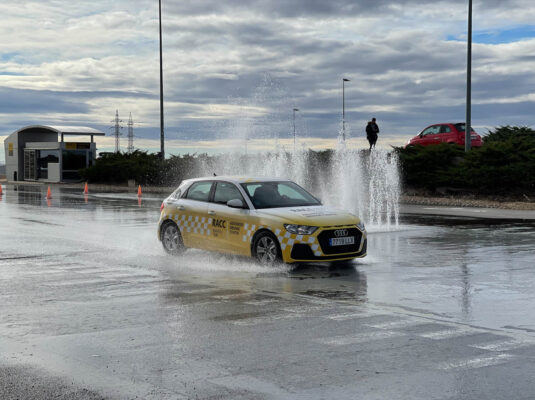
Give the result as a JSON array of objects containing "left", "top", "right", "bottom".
[{"left": 158, "top": 176, "right": 367, "bottom": 265}]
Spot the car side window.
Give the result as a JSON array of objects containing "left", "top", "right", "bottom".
[
  {"left": 185, "top": 181, "right": 213, "bottom": 202},
  {"left": 421, "top": 126, "right": 439, "bottom": 136},
  {"left": 213, "top": 182, "right": 245, "bottom": 205},
  {"left": 440, "top": 125, "right": 451, "bottom": 134}
]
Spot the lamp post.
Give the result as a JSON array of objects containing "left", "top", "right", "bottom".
[
  {"left": 342, "top": 78, "right": 350, "bottom": 142},
  {"left": 159, "top": 0, "right": 165, "bottom": 159},
  {"left": 465, "top": 0, "right": 472, "bottom": 152},
  {"left": 293, "top": 108, "right": 299, "bottom": 152}
]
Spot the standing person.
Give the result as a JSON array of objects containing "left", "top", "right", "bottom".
[{"left": 366, "top": 117, "right": 379, "bottom": 150}]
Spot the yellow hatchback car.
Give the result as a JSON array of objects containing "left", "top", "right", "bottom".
[{"left": 158, "top": 176, "right": 367, "bottom": 265}]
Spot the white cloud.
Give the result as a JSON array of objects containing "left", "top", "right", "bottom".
[{"left": 0, "top": 0, "right": 534, "bottom": 147}]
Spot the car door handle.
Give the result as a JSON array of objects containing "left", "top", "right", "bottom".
[{"left": 208, "top": 210, "right": 216, "bottom": 215}]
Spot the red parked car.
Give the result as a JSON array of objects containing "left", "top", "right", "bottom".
[{"left": 406, "top": 123, "right": 483, "bottom": 147}]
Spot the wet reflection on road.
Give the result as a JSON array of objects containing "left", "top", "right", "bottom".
[{"left": 1, "top": 184, "right": 535, "bottom": 399}]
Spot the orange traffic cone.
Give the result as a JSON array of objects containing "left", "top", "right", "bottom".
[
  {"left": 137, "top": 185, "right": 142, "bottom": 197},
  {"left": 0, "top": 184, "right": 3, "bottom": 195},
  {"left": 46, "top": 186, "right": 52, "bottom": 199},
  {"left": 84, "top": 182, "right": 88, "bottom": 194}
]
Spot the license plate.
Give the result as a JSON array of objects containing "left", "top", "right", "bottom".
[{"left": 329, "top": 236, "right": 355, "bottom": 246}]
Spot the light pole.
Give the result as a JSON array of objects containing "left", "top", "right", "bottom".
[
  {"left": 342, "top": 78, "right": 350, "bottom": 141},
  {"left": 465, "top": 0, "right": 472, "bottom": 152},
  {"left": 159, "top": 0, "right": 165, "bottom": 159},
  {"left": 293, "top": 108, "right": 299, "bottom": 152}
]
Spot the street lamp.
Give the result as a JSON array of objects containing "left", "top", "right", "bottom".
[
  {"left": 293, "top": 108, "right": 299, "bottom": 152},
  {"left": 465, "top": 0, "right": 472, "bottom": 152},
  {"left": 159, "top": 0, "right": 165, "bottom": 159},
  {"left": 342, "top": 78, "right": 350, "bottom": 142}
]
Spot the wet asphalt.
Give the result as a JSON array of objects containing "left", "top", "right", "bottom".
[{"left": 1, "top": 185, "right": 534, "bottom": 399}]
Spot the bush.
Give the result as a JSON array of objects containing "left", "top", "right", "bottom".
[
  {"left": 80, "top": 151, "right": 163, "bottom": 184},
  {"left": 395, "top": 143, "right": 464, "bottom": 189},
  {"left": 484, "top": 125, "right": 535, "bottom": 144},
  {"left": 396, "top": 125, "right": 535, "bottom": 195}
]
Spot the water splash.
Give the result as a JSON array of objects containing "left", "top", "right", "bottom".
[
  {"left": 197, "top": 147, "right": 400, "bottom": 230},
  {"left": 198, "top": 73, "right": 400, "bottom": 230}
]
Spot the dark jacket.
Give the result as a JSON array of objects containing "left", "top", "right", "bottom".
[{"left": 366, "top": 122, "right": 378, "bottom": 138}]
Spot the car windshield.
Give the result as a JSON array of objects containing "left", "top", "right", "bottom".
[
  {"left": 454, "top": 123, "right": 475, "bottom": 132},
  {"left": 241, "top": 181, "right": 321, "bottom": 209}
]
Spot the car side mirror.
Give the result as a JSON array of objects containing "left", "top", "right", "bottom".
[
  {"left": 419, "top": 133, "right": 423, "bottom": 137},
  {"left": 227, "top": 199, "right": 245, "bottom": 209}
]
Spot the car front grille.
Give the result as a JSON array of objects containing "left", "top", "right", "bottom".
[{"left": 317, "top": 228, "right": 363, "bottom": 255}]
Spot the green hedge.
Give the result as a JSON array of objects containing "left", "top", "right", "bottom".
[
  {"left": 395, "top": 126, "right": 535, "bottom": 195},
  {"left": 80, "top": 151, "right": 163, "bottom": 185}
]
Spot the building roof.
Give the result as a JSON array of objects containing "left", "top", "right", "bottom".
[{"left": 12, "top": 125, "right": 105, "bottom": 136}]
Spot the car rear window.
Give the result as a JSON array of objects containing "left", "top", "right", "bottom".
[{"left": 454, "top": 123, "right": 475, "bottom": 132}]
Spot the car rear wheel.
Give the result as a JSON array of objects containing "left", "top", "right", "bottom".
[
  {"left": 161, "top": 222, "right": 185, "bottom": 255},
  {"left": 253, "top": 231, "right": 282, "bottom": 265}
]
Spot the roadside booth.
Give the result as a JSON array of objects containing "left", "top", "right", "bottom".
[{"left": 3, "top": 125, "right": 105, "bottom": 183}]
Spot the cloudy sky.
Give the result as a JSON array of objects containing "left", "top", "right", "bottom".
[{"left": 1, "top": 0, "right": 535, "bottom": 158}]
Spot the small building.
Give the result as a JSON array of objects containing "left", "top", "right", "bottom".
[{"left": 3, "top": 125, "right": 105, "bottom": 182}]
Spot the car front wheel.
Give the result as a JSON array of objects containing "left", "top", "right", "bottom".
[
  {"left": 253, "top": 231, "right": 282, "bottom": 265},
  {"left": 161, "top": 222, "right": 185, "bottom": 255}
]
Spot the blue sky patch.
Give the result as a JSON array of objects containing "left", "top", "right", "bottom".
[{"left": 448, "top": 25, "right": 535, "bottom": 44}]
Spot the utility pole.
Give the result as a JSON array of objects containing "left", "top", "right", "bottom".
[
  {"left": 465, "top": 0, "right": 473, "bottom": 152},
  {"left": 159, "top": 0, "right": 165, "bottom": 159},
  {"left": 293, "top": 108, "right": 299, "bottom": 152},
  {"left": 127, "top": 112, "right": 134, "bottom": 153},
  {"left": 342, "top": 78, "right": 350, "bottom": 142}
]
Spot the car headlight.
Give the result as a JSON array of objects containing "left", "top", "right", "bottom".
[
  {"left": 356, "top": 221, "right": 366, "bottom": 232},
  {"left": 284, "top": 224, "right": 318, "bottom": 235}
]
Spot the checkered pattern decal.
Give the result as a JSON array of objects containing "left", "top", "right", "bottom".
[
  {"left": 161, "top": 212, "right": 325, "bottom": 259},
  {"left": 242, "top": 223, "right": 322, "bottom": 257},
  {"left": 166, "top": 213, "right": 212, "bottom": 236},
  {"left": 273, "top": 228, "right": 322, "bottom": 257}
]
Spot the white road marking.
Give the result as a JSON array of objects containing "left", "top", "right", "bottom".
[
  {"left": 436, "top": 354, "right": 515, "bottom": 370},
  {"left": 231, "top": 313, "right": 303, "bottom": 326},
  {"left": 243, "top": 299, "right": 278, "bottom": 306},
  {"left": 212, "top": 293, "right": 249, "bottom": 300},
  {"left": 367, "top": 318, "right": 426, "bottom": 329},
  {"left": 316, "top": 330, "right": 405, "bottom": 346},
  {"left": 470, "top": 339, "right": 534, "bottom": 352},
  {"left": 282, "top": 305, "right": 327, "bottom": 314},
  {"left": 324, "top": 311, "right": 377, "bottom": 321},
  {"left": 419, "top": 327, "right": 482, "bottom": 340}
]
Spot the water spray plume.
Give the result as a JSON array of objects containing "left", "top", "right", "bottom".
[{"left": 201, "top": 75, "right": 400, "bottom": 230}]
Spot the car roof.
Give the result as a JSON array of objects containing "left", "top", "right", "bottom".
[
  {"left": 183, "top": 176, "right": 290, "bottom": 185},
  {"left": 427, "top": 122, "right": 465, "bottom": 126}
]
